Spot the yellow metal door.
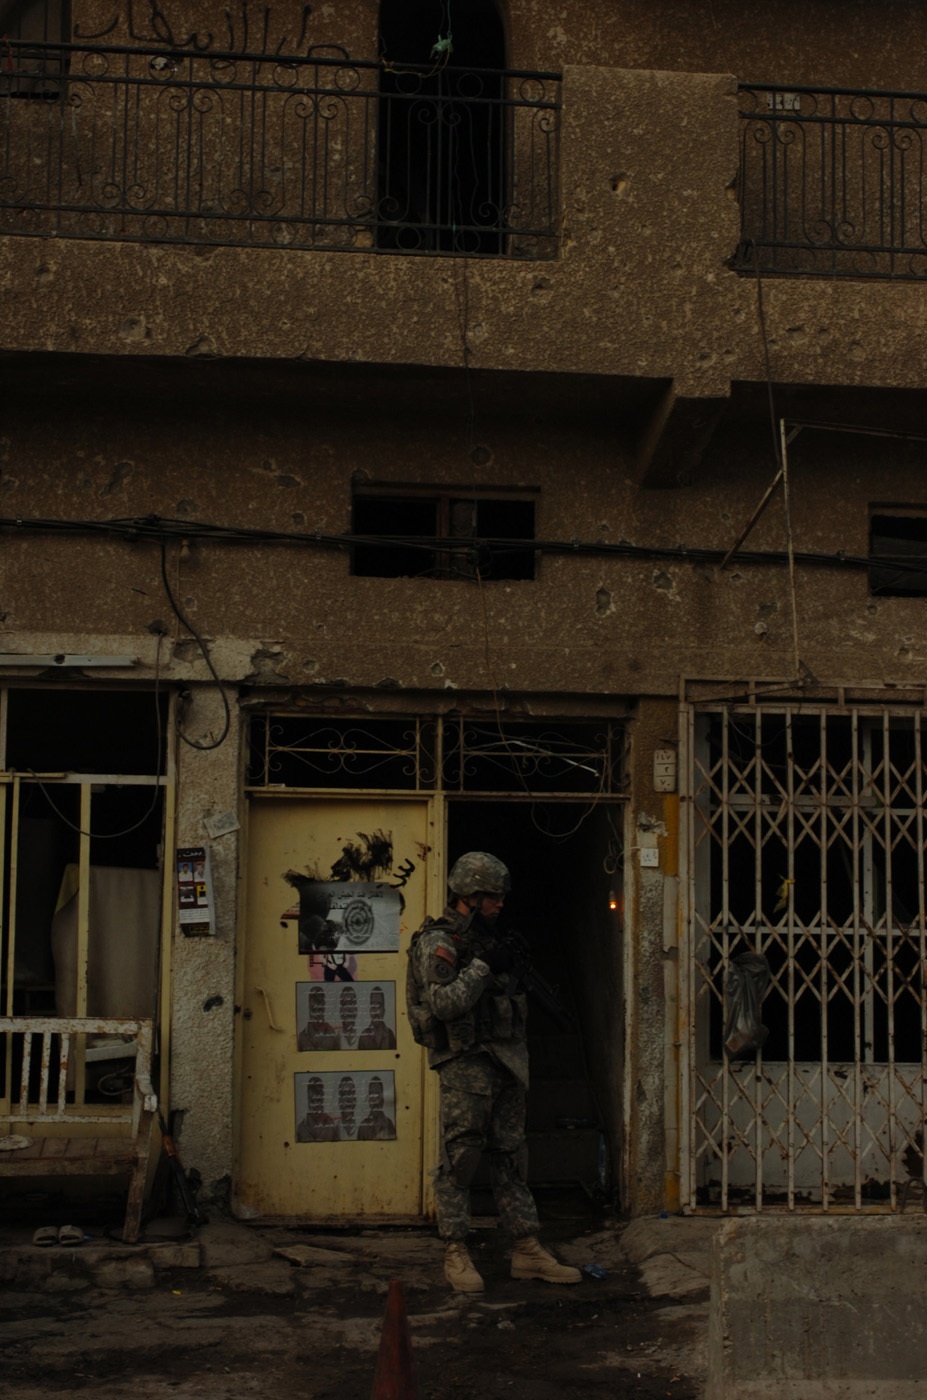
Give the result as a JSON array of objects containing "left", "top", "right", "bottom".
[{"left": 236, "top": 796, "right": 432, "bottom": 1219}]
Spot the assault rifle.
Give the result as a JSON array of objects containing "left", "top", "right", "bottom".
[
  {"left": 507, "top": 932, "right": 575, "bottom": 1034},
  {"left": 466, "top": 924, "right": 574, "bottom": 1033}
]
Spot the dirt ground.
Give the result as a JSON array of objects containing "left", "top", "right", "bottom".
[
  {"left": 1, "top": 1215, "right": 711, "bottom": 1400},
  {"left": 0, "top": 1197, "right": 710, "bottom": 1400}
]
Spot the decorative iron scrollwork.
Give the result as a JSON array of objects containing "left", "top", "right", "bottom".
[
  {"left": 0, "top": 30, "right": 560, "bottom": 258},
  {"left": 737, "top": 83, "right": 927, "bottom": 280}
]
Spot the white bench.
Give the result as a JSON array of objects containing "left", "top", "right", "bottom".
[{"left": 0, "top": 1016, "right": 158, "bottom": 1243}]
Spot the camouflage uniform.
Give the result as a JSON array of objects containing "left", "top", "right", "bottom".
[{"left": 412, "top": 903, "right": 540, "bottom": 1242}]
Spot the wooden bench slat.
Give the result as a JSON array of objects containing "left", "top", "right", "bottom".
[{"left": 0, "top": 1017, "right": 157, "bottom": 1242}]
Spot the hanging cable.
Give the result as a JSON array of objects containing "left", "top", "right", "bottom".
[
  {"left": 0, "top": 512, "right": 896, "bottom": 576},
  {"left": 474, "top": 566, "right": 612, "bottom": 840},
  {"left": 779, "top": 419, "right": 805, "bottom": 681},
  {"left": 159, "top": 541, "right": 231, "bottom": 751}
]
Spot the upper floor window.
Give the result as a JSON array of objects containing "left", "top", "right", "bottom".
[
  {"left": 0, "top": 0, "right": 69, "bottom": 97},
  {"left": 870, "top": 509, "right": 927, "bottom": 596},
  {"left": 377, "top": 0, "right": 506, "bottom": 255},
  {"left": 352, "top": 487, "right": 537, "bottom": 580}
]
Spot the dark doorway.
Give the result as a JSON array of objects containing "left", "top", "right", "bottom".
[
  {"left": 377, "top": 0, "right": 507, "bottom": 254},
  {"left": 1, "top": 688, "right": 167, "bottom": 1019},
  {"left": 447, "top": 800, "right": 624, "bottom": 1203}
]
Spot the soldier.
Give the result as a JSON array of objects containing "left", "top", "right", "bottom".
[{"left": 408, "top": 851, "right": 581, "bottom": 1294}]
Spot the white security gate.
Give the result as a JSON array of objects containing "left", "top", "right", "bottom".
[{"left": 683, "top": 700, "right": 927, "bottom": 1211}]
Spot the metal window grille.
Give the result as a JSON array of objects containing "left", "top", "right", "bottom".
[
  {"left": 735, "top": 85, "right": 927, "bottom": 280},
  {"left": 247, "top": 715, "right": 625, "bottom": 798},
  {"left": 0, "top": 0, "right": 67, "bottom": 44},
  {"left": 0, "top": 686, "right": 172, "bottom": 1116},
  {"left": 0, "top": 0, "right": 69, "bottom": 96},
  {"left": 247, "top": 717, "right": 439, "bottom": 792},
  {"left": 683, "top": 701, "right": 927, "bottom": 1212}
]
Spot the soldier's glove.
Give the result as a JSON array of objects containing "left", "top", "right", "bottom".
[{"left": 482, "top": 944, "right": 515, "bottom": 975}]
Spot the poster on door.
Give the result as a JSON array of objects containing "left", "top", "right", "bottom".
[
  {"left": 281, "top": 877, "right": 401, "bottom": 954},
  {"left": 296, "top": 981, "right": 397, "bottom": 1051},
  {"left": 294, "top": 1069, "right": 397, "bottom": 1142}
]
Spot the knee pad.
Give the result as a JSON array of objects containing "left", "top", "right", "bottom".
[
  {"left": 490, "top": 1145, "right": 528, "bottom": 1184},
  {"left": 446, "top": 1140, "right": 483, "bottom": 1189}
]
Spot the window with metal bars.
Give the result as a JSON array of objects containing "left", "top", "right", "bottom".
[
  {"left": 687, "top": 702, "right": 927, "bottom": 1211},
  {"left": 247, "top": 715, "right": 624, "bottom": 796},
  {"left": 0, "top": 0, "right": 69, "bottom": 96},
  {"left": 699, "top": 710, "right": 925, "bottom": 1063},
  {"left": 377, "top": 0, "right": 507, "bottom": 256},
  {"left": 0, "top": 688, "right": 168, "bottom": 1111}
]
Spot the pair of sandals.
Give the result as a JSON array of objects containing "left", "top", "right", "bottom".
[{"left": 33, "top": 1224, "right": 84, "bottom": 1247}]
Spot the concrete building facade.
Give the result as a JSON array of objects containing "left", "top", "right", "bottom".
[{"left": 2, "top": 0, "right": 927, "bottom": 1224}]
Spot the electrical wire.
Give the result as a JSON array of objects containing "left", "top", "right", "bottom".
[
  {"left": 779, "top": 420, "right": 803, "bottom": 680},
  {"left": 378, "top": 0, "right": 453, "bottom": 78},
  {"left": 745, "top": 239, "right": 804, "bottom": 680},
  {"left": 474, "top": 564, "right": 614, "bottom": 841},
  {"left": 159, "top": 541, "right": 231, "bottom": 751},
  {"left": 0, "top": 513, "right": 890, "bottom": 574}
]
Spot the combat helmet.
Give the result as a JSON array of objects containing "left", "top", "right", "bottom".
[{"left": 448, "top": 851, "right": 510, "bottom": 898}]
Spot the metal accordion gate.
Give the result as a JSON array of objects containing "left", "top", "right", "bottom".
[{"left": 681, "top": 695, "right": 927, "bottom": 1212}]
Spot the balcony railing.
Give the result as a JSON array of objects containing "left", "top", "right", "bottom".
[
  {"left": 735, "top": 84, "right": 927, "bottom": 279},
  {"left": 0, "top": 39, "right": 560, "bottom": 258}
]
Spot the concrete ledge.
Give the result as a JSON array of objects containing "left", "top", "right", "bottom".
[
  {"left": 707, "top": 1216, "right": 927, "bottom": 1400},
  {"left": 620, "top": 1215, "right": 718, "bottom": 1298},
  {"left": 0, "top": 1237, "right": 201, "bottom": 1290}
]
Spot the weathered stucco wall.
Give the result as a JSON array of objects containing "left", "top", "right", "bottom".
[
  {"left": 69, "top": 0, "right": 927, "bottom": 93},
  {"left": 71, "top": 0, "right": 377, "bottom": 59},
  {"left": 170, "top": 694, "right": 242, "bottom": 1201},
  {"left": 510, "top": 0, "right": 927, "bottom": 92},
  {"left": 2, "top": 60, "right": 926, "bottom": 404},
  {"left": 3, "top": 0, "right": 927, "bottom": 1215},
  {"left": 2, "top": 368, "right": 925, "bottom": 698},
  {"left": 624, "top": 699, "right": 679, "bottom": 1218}
]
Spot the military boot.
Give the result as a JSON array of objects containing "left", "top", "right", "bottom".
[
  {"left": 511, "top": 1236, "right": 582, "bottom": 1284},
  {"left": 444, "top": 1241, "right": 484, "bottom": 1293}
]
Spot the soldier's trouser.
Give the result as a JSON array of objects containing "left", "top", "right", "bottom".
[{"left": 434, "top": 1053, "right": 540, "bottom": 1242}]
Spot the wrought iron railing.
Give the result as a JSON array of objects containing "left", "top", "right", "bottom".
[
  {"left": 736, "top": 84, "right": 927, "bottom": 279},
  {"left": 0, "top": 39, "right": 560, "bottom": 257}
]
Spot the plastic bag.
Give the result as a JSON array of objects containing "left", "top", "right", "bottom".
[{"left": 723, "top": 952, "right": 770, "bottom": 1058}]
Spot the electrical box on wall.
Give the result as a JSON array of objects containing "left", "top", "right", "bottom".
[{"left": 653, "top": 748, "right": 677, "bottom": 793}]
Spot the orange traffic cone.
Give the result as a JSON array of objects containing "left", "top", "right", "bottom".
[{"left": 370, "top": 1278, "right": 417, "bottom": 1400}]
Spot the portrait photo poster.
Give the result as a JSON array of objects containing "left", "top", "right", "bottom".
[
  {"left": 296, "top": 981, "right": 397, "bottom": 1052},
  {"left": 294, "top": 1069, "right": 397, "bottom": 1142}
]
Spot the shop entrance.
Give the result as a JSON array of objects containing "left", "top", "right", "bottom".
[
  {"left": 447, "top": 800, "right": 624, "bottom": 1198},
  {"left": 236, "top": 711, "right": 627, "bottom": 1219}
]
